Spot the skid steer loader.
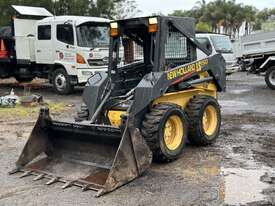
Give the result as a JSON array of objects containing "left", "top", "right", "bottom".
[{"left": 10, "top": 16, "right": 226, "bottom": 197}]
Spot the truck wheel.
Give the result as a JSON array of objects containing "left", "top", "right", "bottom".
[
  {"left": 141, "top": 103, "right": 188, "bottom": 162},
  {"left": 15, "top": 76, "right": 34, "bottom": 83},
  {"left": 52, "top": 68, "right": 74, "bottom": 95},
  {"left": 186, "top": 95, "right": 221, "bottom": 146},
  {"left": 265, "top": 67, "right": 275, "bottom": 90}
]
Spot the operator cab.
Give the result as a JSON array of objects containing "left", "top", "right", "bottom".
[{"left": 108, "top": 16, "right": 199, "bottom": 96}]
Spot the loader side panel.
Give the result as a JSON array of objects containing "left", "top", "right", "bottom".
[
  {"left": 82, "top": 72, "right": 109, "bottom": 119},
  {"left": 153, "top": 84, "right": 217, "bottom": 109},
  {"left": 131, "top": 54, "right": 225, "bottom": 116}
]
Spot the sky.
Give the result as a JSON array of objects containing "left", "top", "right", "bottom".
[{"left": 136, "top": 0, "right": 275, "bottom": 16}]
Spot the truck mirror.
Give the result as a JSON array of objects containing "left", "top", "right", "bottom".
[{"left": 207, "top": 44, "right": 212, "bottom": 53}]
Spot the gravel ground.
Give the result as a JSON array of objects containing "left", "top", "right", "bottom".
[{"left": 0, "top": 73, "right": 275, "bottom": 206}]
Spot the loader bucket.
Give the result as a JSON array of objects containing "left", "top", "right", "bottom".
[{"left": 10, "top": 107, "right": 152, "bottom": 197}]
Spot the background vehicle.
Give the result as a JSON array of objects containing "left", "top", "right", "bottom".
[
  {"left": 10, "top": 16, "right": 226, "bottom": 196},
  {"left": 234, "top": 30, "right": 275, "bottom": 89},
  {"left": 196, "top": 33, "right": 238, "bottom": 75},
  {"left": 0, "top": 5, "right": 109, "bottom": 94}
]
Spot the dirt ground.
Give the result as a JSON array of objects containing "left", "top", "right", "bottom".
[{"left": 0, "top": 73, "right": 275, "bottom": 206}]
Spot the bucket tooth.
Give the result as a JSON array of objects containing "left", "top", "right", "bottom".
[
  {"left": 96, "top": 189, "right": 104, "bottom": 198},
  {"left": 46, "top": 177, "right": 59, "bottom": 185},
  {"left": 61, "top": 181, "right": 75, "bottom": 189},
  {"left": 33, "top": 174, "right": 45, "bottom": 181},
  {"left": 82, "top": 184, "right": 91, "bottom": 192},
  {"left": 19, "top": 171, "right": 32, "bottom": 178},
  {"left": 8, "top": 167, "right": 21, "bottom": 175}
]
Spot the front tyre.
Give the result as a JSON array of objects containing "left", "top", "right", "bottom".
[
  {"left": 52, "top": 68, "right": 74, "bottom": 95},
  {"left": 265, "top": 66, "right": 275, "bottom": 90},
  {"left": 186, "top": 95, "right": 221, "bottom": 146},
  {"left": 141, "top": 103, "right": 188, "bottom": 162}
]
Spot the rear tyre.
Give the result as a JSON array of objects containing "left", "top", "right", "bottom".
[
  {"left": 186, "top": 95, "right": 221, "bottom": 146},
  {"left": 52, "top": 68, "right": 74, "bottom": 95},
  {"left": 15, "top": 76, "right": 34, "bottom": 83},
  {"left": 265, "top": 66, "right": 275, "bottom": 90},
  {"left": 141, "top": 103, "right": 188, "bottom": 162}
]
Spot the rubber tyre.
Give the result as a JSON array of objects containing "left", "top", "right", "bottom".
[
  {"left": 52, "top": 68, "right": 74, "bottom": 95},
  {"left": 186, "top": 95, "right": 221, "bottom": 146},
  {"left": 141, "top": 103, "right": 188, "bottom": 162},
  {"left": 265, "top": 67, "right": 275, "bottom": 90},
  {"left": 15, "top": 76, "right": 34, "bottom": 83}
]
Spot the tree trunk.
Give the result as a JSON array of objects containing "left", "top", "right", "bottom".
[{"left": 245, "top": 21, "right": 248, "bottom": 35}]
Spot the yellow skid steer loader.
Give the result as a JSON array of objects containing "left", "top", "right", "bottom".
[{"left": 10, "top": 16, "right": 226, "bottom": 197}]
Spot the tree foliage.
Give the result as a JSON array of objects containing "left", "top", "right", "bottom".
[
  {"left": 170, "top": 0, "right": 261, "bottom": 37},
  {"left": 254, "top": 8, "right": 275, "bottom": 30},
  {"left": 0, "top": 0, "right": 139, "bottom": 26},
  {"left": 196, "top": 21, "right": 211, "bottom": 32},
  {"left": 113, "top": 0, "right": 140, "bottom": 20}
]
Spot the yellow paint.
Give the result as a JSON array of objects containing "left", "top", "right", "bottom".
[
  {"left": 0, "top": 103, "right": 67, "bottom": 120},
  {"left": 107, "top": 110, "right": 127, "bottom": 127},
  {"left": 166, "top": 59, "right": 208, "bottom": 80},
  {"left": 153, "top": 83, "right": 217, "bottom": 109},
  {"left": 203, "top": 105, "right": 218, "bottom": 136},
  {"left": 164, "top": 115, "right": 184, "bottom": 150}
]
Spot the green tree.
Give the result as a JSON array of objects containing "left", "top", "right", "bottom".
[
  {"left": 113, "top": 0, "right": 140, "bottom": 19},
  {"left": 195, "top": 21, "right": 211, "bottom": 32},
  {"left": 242, "top": 5, "right": 257, "bottom": 35},
  {"left": 169, "top": 0, "right": 257, "bottom": 37},
  {"left": 254, "top": 8, "right": 275, "bottom": 31},
  {"left": 54, "top": 0, "right": 90, "bottom": 16},
  {"left": 0, "top": 0, "right": 139, "bottom": 26},
  {"left": 0, "top": 0, "right": 53, "bottom": 26}
]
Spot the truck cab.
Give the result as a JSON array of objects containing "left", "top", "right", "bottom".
[
  {"left": 196, "top": 33, "right": 238, "bottom": 75},
  {"left": 0, "top": 5, "right": 110, "bottom": 94},
  {"left": 34, "top": 16, "right": 109, "bottom": 94}
]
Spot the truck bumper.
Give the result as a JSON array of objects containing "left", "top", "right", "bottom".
[
  {"left": 77, "top": 67, "right": 107, "bottom": 84},
  {"left": 226, "top": 66, "right": 239, "bottom": 75}
]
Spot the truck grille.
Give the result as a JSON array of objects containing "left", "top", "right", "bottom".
[{"left": 87, "top": 58, "right": 108, "bottom": 66}]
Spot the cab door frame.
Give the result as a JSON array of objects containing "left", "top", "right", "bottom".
[{"left": 35, "top": 22, "right": 54, "bottom": 64}]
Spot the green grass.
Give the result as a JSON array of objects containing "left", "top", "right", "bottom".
[{"left": 0, "top": 102, "right": 68, "bottom": 120}]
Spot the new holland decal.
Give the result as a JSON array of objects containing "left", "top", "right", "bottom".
[{"left": 166, "top": 59, "right": 209, "bottom": 80}]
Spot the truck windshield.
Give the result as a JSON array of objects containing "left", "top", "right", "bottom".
[
  {"left": 210, "top": 35, "right": 233, "bottom": 53},
  {"left": 76, "top": 23, "right": 109, "bottom": 48}
]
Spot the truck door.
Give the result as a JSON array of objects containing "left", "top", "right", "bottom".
[
  {"left": 35, "top": 24, "right": 54, "bottom": 64},
  {"left": 196, "top": 37, "right": 213, "bottom": 60},
  {"left": 54, "top": 24, "right": 76, "bottom": 66}
]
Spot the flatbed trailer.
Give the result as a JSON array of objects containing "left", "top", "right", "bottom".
[{"left": 236, "top": 30, "right": 275, "bottom": 89}]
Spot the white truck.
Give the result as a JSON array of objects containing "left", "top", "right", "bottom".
[
  {"left": 234, "top": 30, "right": 275, "bottom": 89},
  {"left": 196, "top": 33, "right": 238, "bottom": 75},
  {"left": 0, "top": 5, "right": 109, "bottom": 94}
]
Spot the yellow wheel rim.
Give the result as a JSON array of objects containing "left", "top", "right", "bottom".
[
  {"left": 202, "top": 105, "right": 218, "bottom": 136},
  {"left": 163, "top": 115, "right": 184, "bottom": 151}
]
